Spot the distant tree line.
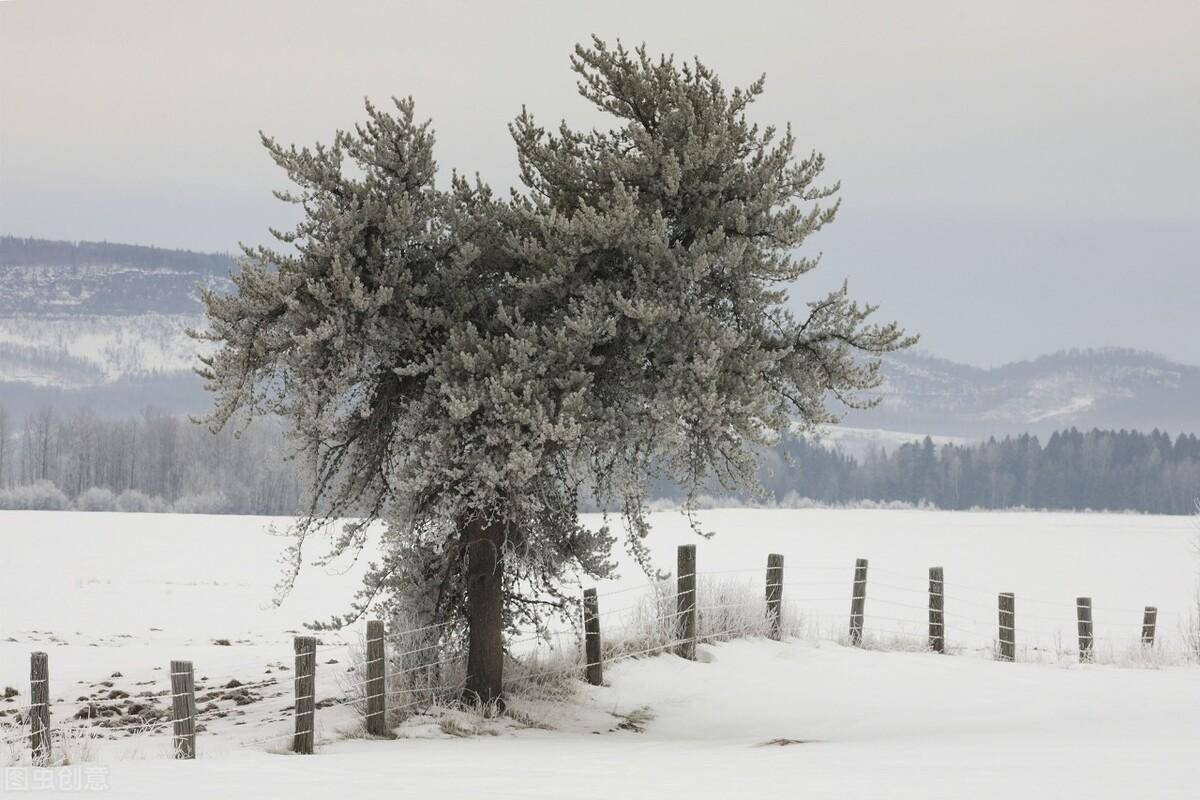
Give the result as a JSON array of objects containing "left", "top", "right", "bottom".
[
  {"left": 754, "top": 428, "right": 1200, "bottom": 515},
  {"left": 0, "top": 404, "right": 304, "bottom": 514},
  {"left": 0, "top": 404, "right": 1193, "bottom": 515},
  {"left": 0, "top": 235, "right": 235, "bottom": 274}
]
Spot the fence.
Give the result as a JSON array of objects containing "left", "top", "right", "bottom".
[{"left": 2, "top": 543, "right": 1196, "bottom": 764}]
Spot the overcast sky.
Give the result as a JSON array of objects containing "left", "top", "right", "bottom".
[{"left": 2, "top": 0, "right": 1198, "bottom": 367}]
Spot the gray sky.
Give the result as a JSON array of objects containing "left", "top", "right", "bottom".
[{"left": 2, "top": 0, "right": 1198, "bottom": 367}]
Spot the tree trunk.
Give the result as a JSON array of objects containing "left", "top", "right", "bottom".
[{"left": 462, "top": 514, "right": 506, "bottom": 709}]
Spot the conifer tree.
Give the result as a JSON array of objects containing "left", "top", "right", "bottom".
[{"left": 197, "top": 38, "right": 913, "bottom": 705}]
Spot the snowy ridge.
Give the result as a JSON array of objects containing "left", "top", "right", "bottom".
[
  {"left": 0, "top": 238, "right": 228, "bottom": 390},
  {"left": 0, "top": 314, "right": 205, "bottom": 386},
  {"left": 1, "top": 238, "right": 1197, "bottom": 440},
  {"left": 849, "top": 348, "right": 1200, "bottom": 437},
  {"left": 0, "top": 263, "right": 229, "bottom": 315},
  {"left": 0, "top": 237, "right": 235, "bottom": 315},
  {"left": 813, "top": 425, "right": 973, "bottom": 458}
]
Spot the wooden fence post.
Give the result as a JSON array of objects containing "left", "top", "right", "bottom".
[
  {"left": 928, "top": 566, "right": 945, "bottom": 653},
  {"left": 29, "top": 651, "right": 50, "bottom": 766},
  {"left": 1141, "top": 606, "right": 1158, "bottom": 647},
  {"left": 1076, "top": 597, "right": 1094, "bottom": 663},
  {"left": 365, "top": 620, "right": 387, "bottom": 737},
  {"left": 294, "top": 635, "right": 316, "bottom": 754},
  {"left": 583, "top": 588, "right": 603, "bottom": 686},
  {"left": 848, "top": 558, "right": 868, "bottom": 646},
  {"left": 169, "top": 660, "right": 197, "bottom": 759},
  {"left": 766, "top": 553, "right": 784, "bottom": 641},
  {"left": 676, "top": 544, "right": 697, "bottom": 660},
  {"left": 998, "top": 593, "right": 1015, "bottom": 662}
]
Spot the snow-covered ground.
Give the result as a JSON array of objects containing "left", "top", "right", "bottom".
[{"left": 1, "top": 508, "right": 1198, "bottom": 797}]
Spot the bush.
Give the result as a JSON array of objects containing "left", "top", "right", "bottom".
[
  {"left": 115, "top": 490, "right": 162, "bottom": 513},
  {"left": 171, "top": 491, "right": 229, "bottom": 515},
  {"left": 0, "top": 480, "right": 69, "bottom": 510},
  {"left": 74, "top": 487, "right": 117, "bottom": 512}
]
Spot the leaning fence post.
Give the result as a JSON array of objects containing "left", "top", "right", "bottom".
[
  {"left": 928, "top": 566, "right": 945, "bottom": 653},
  {"left": 30, "top": 651, "right": 50, "bottom": 765},
  {"left": 169, "top": 660, "right": 197, "bottom": 758},
  {"left": 583, "top": 588, "right": 603, "bottom": 686},
  {"left": 294, "top": 635, "right": 316, "bottom": 754},
  {"left": 848, "top": 558, "right": 868, "bottom": 646},
  {"left": 1141, "top": 606, "right": 1158, "bottom": 647},
  {"left": 1076, "top": 597, "right": 1094, "bottom": 663},
  {"left": 676, "top": 544, "right": 697, "bottom": 660},
  {"left": 766, "top": 554, "right": 784, "bottom": 641},
  {"left": 998, "top": 593, "right": 1016, "bottom": 662},
  {"left": 365, "top": 621, "right": 387, "bottom": 737}
]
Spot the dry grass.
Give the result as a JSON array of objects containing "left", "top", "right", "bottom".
[
  {"left": 50, "top": 723, "right": 102, "bottom": 766},
  {"left": 501, "top": 575, "right": 811, "bottom": 708},
  {"left": 1, "top": 720, "right": 23, "bottom": 767},
  {"left": 0, "top": 720, "right": 102, "bottom": 767},
  {"left": 341, "top": 608, "right": 466, "bottom": 735}
]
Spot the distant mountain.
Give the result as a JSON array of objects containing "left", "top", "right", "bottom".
[
  {"left": 812, "top": 425, "right": 972, "bottom": 460},
  {"left": 0, "top": 236, "right": 1196, "bottom": 440},
  {"left": 843, "top": 349, "right": 1200, "bottom": 439},
  {"left": 0, "top": 236, "right": 234, "bottom": 315},
  {"left": 0, "top": 236, "right": 234, "bottom": 416}
]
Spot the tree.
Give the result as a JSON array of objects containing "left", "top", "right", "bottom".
[
  {"left": 196, "top": 38, "right": 913, "bottom": 706},
  {"left": 0, "top": 403, "right": 9, "bottom": 488},
  {"left": 28, "top": 406, "right": 55, "bottom": 483}
]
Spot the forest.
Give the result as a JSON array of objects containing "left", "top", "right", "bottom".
[
  {"left": 0, "top": 235, "right": 235, "bottom": 274},
  {"left": 0, "top": 405, "right": 304, "bottom": 514},
  {"left": 755, "top": 428, "right": 1200, "bottom": 515},
  {"left": 0, "top": 402, "right": 1194, "bottom": 515}
]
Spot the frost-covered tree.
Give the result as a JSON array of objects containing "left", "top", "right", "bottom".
[{"left": 196, "top": 38, "right": 914, "bottom": 705}]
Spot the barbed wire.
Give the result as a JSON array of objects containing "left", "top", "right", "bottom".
[{"left": 2, "top": 556, "right": 1196, "bottom": 762}]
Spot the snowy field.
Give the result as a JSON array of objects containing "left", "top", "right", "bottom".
[{"left": 1, "top": 508, "right": 1198, "bottom": 798}]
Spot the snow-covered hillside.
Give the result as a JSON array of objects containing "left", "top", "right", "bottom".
[
  {"left": 3, "top": 238, "right": 1198, "bottom": 441},
  {"left": 0, "top": 237, "right": 228, "bottom": 394},
  {"left": 0, "top": 314, "right": 204, "bottom": 386},
  {"left": 1, "top": 508, "right": 1197, "bottom": 798},
  {"left": 853, "top": 349, "right": 1200, "bottom": 438},
  {"left": 813, "top": 424, "right": 973, "bottom": 458},
  {"left": 0, "top": 238, "right": 233, "bottom": 316}
]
